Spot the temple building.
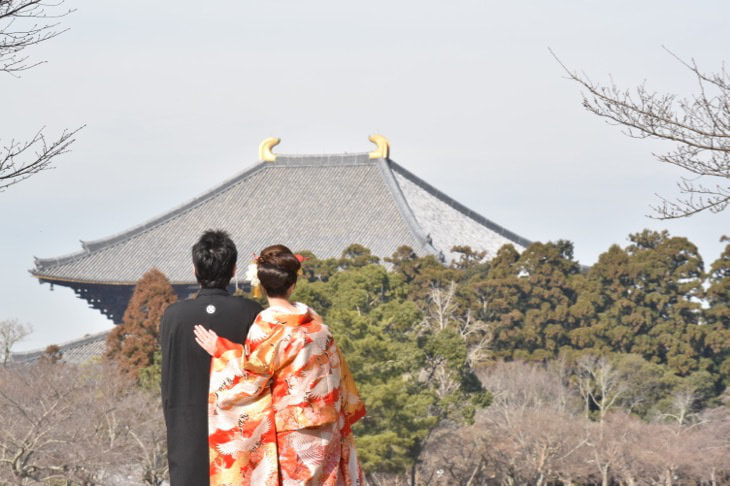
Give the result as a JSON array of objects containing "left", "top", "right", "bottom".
[
  {"left": 31, "top": 136, "right": 530, "bottom": 323},
  {"left": 10, "top": 330, "right": 110, "bottom": 365}
]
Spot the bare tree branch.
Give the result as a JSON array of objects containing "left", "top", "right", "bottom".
[
  {"left": 0, "top": 0, "right": 75, "bottom": 75},
  {"left": 0, "top": 319, "right": 32, "bottom": 366},
  {"left": 0, "top": 362, "right": 170, "bottom": 484},
  {"left": 1, "top": 0, "right": 81, "bottom": 192},
  {"left": 551, "top": 47, "right": 730, "bottom": 219},
  {"left": 0, "top": 126, "right": 82, "bottom": 191}
]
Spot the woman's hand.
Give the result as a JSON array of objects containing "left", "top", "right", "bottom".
[{"left": 193, "top": 325, "right": 218, "bottom": 356}]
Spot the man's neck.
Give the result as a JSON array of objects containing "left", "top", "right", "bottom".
[{"left": 199, "top": 286, "right": 228, "bottom": 293}]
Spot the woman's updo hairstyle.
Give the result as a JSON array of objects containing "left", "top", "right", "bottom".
[{"left": 257, "top": 244, "right": 301, "bottom": 298}]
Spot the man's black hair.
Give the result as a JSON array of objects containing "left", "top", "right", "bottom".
[{"left": 192, "top": 230, "right": 237, "bottom": 289}]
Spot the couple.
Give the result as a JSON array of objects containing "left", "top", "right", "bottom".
[{"left": 160, "top": 230, "right": 365, "bottom": 486}]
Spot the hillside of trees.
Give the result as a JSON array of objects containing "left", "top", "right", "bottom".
[
  {"left": 292, "top": 230, "right": 730, "bottom": 485},
  {"left": 2, "top": 229, "right": 730, "bottom": 485}
]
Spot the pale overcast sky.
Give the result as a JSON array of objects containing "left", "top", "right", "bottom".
[{"left": 2, "top": 0, "right": 727, "bottom": 351}]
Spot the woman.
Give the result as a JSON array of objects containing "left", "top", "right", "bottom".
[{"left": 193, "top": 244, "right": 365, "bottom": 486}]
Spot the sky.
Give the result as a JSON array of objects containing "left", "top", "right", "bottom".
[{"left": 2, "top": 0, "right": 727, "bottom": 351}]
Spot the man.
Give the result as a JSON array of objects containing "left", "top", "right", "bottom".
[{"left": 160, "top": 230, "right": 261, "bottom": 486}]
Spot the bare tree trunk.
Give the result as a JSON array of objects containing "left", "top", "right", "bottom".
[
  {"left": 464, "top": 457, "right": 483, "bottom": 486},
  {"left": 364, "top": 472, "right": 382, "bottom": 486}
]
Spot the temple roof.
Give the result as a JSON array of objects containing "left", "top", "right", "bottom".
[
  {"left": 31, "top": 148, "right": 530, "bottom": 286},
  {"left": 10, "top": 330, "right": 110, "bottom": 365}
]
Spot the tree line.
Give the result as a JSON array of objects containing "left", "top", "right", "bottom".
[
  {"left": 289, "top": 230, "right": 730, "bottom": 484},
  {"left": 3, "top": 228, "right": 729, "bottom": 484}
]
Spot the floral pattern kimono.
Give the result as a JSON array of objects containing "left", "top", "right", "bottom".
[{"left": 207, "top": 302, "right": 366, "bottom": 485}]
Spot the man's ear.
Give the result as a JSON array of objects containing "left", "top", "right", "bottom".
[{"left": 192, "top": 264, "right": 198, "bottom": 279}]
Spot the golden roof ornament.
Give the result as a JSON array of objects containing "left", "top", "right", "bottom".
[
  {"left": 368, "top": 134, "right": 390, "bottom": 159},
  {"left": 259, "top": 137, "right": 281, "bottom": 162}
]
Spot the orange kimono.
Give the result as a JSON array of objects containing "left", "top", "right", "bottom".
[{"left": 207, "top": 303, "right": 366, "bottom": 485}]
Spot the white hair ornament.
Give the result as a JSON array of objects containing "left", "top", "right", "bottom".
[{"left": 244, "top": 261, "right": 262, "bottom": 297}]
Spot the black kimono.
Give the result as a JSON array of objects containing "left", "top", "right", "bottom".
[{"left": 160, "top": 287, "right": 261, "bottom": 486}]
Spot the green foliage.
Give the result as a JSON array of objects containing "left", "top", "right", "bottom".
[
  {"left": 291, "top": 250, "right": 489, "bottom": 475},
  {"left": 138, "top": 349, "right": 162, "bottom": 391},
  {"left": 339, "top": 244, "right": 381, "bottom": 269},
  {"left": 612, "top": 353, "right": 676, "bottom": 417},
  {"left": 286, "top": 233, "right": 729, "bottom": 475},
  {"left": 298, "top": 250, "right": 339, "bottom": 282},
  {"left": 705, "top": 244, "right": 730, "bottom": 385},
  {"left": 484, "top": 241, "right": 581, "bottom": 361},
  {"left": 573, "top": 231, "right": 707, "bottom": 376}
]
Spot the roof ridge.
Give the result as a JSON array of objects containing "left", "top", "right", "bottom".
[
  {"left": 275, "top": 151, "right": 370, "bottom": 158},
  {"left": 273, "top": 153, "right": 372, "bottom": 166},
  {"left": 376, "top": 158, "right": 440, "bottom": 257},
  {"left": 390, "top": 161, "right": 532, "bottom": 249},
  {"left": 33, "top": 161, "right": 269, "bottom": 271}
]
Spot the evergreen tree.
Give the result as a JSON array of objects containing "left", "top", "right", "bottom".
[
  {"left": 450, "top": 245, "right": 487, "bottom": 271},
  {"left": 477, "top": 244, "right": 524, "bottom": 358},
  {"left": 625, "top": 231, "right": 704, "bottom": 374},
  {"left": 569, "top": 244, "right": 632, "bottom": 353},
  {"left": 298, "top": 250, "right": 339, "bottom": 282},
  {"left": 486, "top": 241, "right": 581, "bottom": 361},
  {"left": 384, "top": 245, "right": 420, "bottom": 283},
  {"left": 517, "top": 240, "right": 581, "bottom": 359},
  {"left": 575, "top": 231, "right": 706, "bottom": 376},
  {"left": 292, "top": 253, "right": 489, "bottom": 481},
  {"left": 339, "top": 243, "right": 380, "bottom": 269},
  {"left": 283, "top": 237, "right": 730, "bottom": 479},
  {"left": 705, "top": 244, "right": 730, "bottom": 384},
  {"left": 105, "top": 268, "right": 177, "bottom": 379}
]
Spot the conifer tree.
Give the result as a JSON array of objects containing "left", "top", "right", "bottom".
[
  {"left": 575, "top": 231, "right": 705, "bottom": 375},
  {"left": 623, "top": 230, "right": 704, "bottom": 375},
  {"left": 105, "top": 268, "right": 177, "bottom": 379},
  {"left": 384, "top": 245, "right": 420, "bottom": 283},
  {"left": 478, "top": 244, "right": 523, "bottom": 358},
  {"left": 571, "top": 244, "right": 636, "bottom": 353},
  {"left": 517, "top": 240, "right": 581, "bottom": 359},
  {"left": 339, "top": 244, "right": 380, "bottom": 269},
  {"left": 298, "top": 250, "right": 339, "bottom": 282},
  {"left": 486, "top": 241, "right": 581, "bottom": 360},
  {"left": 705, "top": 244, "right": 730, "bottom": 383},
  {"left": 293, "top": 251, "right": 490, "bottom": 483}
]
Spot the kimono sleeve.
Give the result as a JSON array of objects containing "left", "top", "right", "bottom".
[
  {"left": 337, "top": 347, "right": 366, "bottom": 435},
  {"left": 211, "top": 321, "right": 305, "bottom": 410}
]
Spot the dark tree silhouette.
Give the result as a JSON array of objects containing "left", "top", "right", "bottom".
[{"left": 106, "top": 268, "right": 177, "bottom": 379}]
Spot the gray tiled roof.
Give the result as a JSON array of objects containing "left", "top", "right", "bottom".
[
  {"left": 391, "top": 163, "right": 529, "bottom": 259},
  {"left": 31, "top": 154, "right": 529, "bottom": 284},
  {"left": 10, "top": 330, "right": 110, "bottom": 365}
]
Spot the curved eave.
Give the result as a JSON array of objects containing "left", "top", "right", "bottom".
[
  {"left": 33, "top": 161, "right": 270, "bottom": 271},
  {"left": 31, "top": 272, "right": 197, "bottom": 287}
]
